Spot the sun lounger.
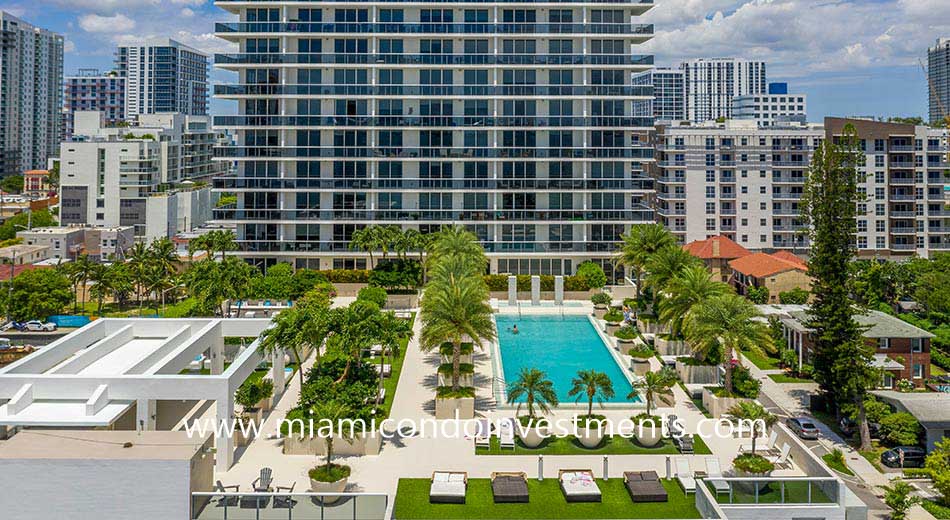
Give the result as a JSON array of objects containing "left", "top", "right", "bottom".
[
  {"left": 767, "top": 443, "right": 792, "bottom": 468},
  {"left": 740, "top": 430, "right": 778, "bottom": 454},
  {"left": 430, "top": 471, "right": 467, "bottom": 504},
  {"left": 491, "top": 472, "right": 529, "bottom": 503},
  {"left": 675, "top": 457, "right": 696, "bottom": 494},
  {"left": 624, "top": 471, "right": 668, "bottom": 502},
  {"left": 373, "top": 363, "right": 392, "bottom": 377},
  {"left": 499, "top": 418, "right": 516, "bottom": 449},
  {"left": 674, "top": 433, "right": 694, "bottom": 454},
  {"left": 474, "top": 419, "right": 492, "bottom": 449},
  {"left": 704, "top": 458, "right": 730, "bottom": 495},
  {"left": 559, "top": 469, "right": 602, "bottom": 503}
]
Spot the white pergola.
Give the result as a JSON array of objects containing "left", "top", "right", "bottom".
[{"left": 0, "top": 318, "right": 281, "bottom": 471}]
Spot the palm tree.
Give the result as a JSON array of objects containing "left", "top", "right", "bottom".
[
  {"left": 684, "top": 294, "right": 773, "bottom": 394},
  {"left": 259, "top": 301, "right": 330, "bottom": 389},
  {"left": 148, "top": 238, "right": 180, "bottom": 279},
  {"left": 659, "top": 265, "right": 730, "bottom": 338},
  {"left": 71, "top": 255, "right": 97, "bottom": 314},
  {"left": 349, "top": 226, "right": 379, "bottom": 268},
  {"left": 420, "top": 254, "right": 495, "bottom": 392},
  {"left": 644, "top": 246, "right": 702, "bottom": 307},
  {"left": 187, "top": 234, "right": 209, "bottom": 261},
  {"left": 209, "top": 230, "right": 237, "bottom": 260},
  {"left": 613, "top": 224, "right": 675, "bottom": 299},
  {"left": 728, "top": 401, "right": 776, "bottom": 455},
  {"left": 125, "top": 242, "right": 151, "bottom": 309},
  {"left": 627, "top": 369, "right": 676, "bottom": 416},
  {"left": 309, "top": 400, "right": 355, "bottom": 479},
  {"left": 507, "top": 368, "right": 559, "bottom": 418},
  {"left": 568, "top": 369, "right": 615, "bottom": 418},
  {"left": 428, "top": 225, "right": 486, "bottom": 270}
]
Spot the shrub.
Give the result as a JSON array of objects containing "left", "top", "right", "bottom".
[
  {"left": 896, "top": 379, "right": 916, "bottom": 393},
  {"left": 746, "top": 286, "right": 770, "bottom": 304},
  {"left": 576, "top": 261, "right": 607, "bottom": 289},
  {"left": 235, "top": 378, "right": 273, "bottom": 409},
  {"left": 879, "top": 412, "right": 922, "bottom": 446},
  {"left": 317, "top": 269, "right": 371, "bottom": 283},
  {"left": 309, "top": 464, "right": 351, "bottom": 483},
  {"left": 603, "top": 308, "right": 624, "bottom": 323},
  {"left": 779, "top": 288, "right": 810, "bottom": 305},
  {"left": 879, "top": 481, "right": 921, "bottom": 520},
  {"left": 615, "top": 325, "right": 638, "bottom": 340},
  {"left": 483, "top": 274, "right": 509, "bottom": 291},
  {"left": 368, "top": 259, "right": 421, "bottom": 291},
  {"left": 780, "top": 348, "right": 798, "bottom": 369},
  {"left": 732, "top": 453, "right": 774, "bottom": 474},
  {"left": 926, "top": 438, "right": 950, "bottom": 505},
  {"left": 628, "top": 347, "right": 654, "bottom": 359},
  {"left": 564, "top": 275, "right": 592, "bottom": 292},
  {"left": 732, "top": 365, "right": 761, "bottom": 399},
  {"left": 591, "top": 292, "right": 612, "bottom": 306},
  {"left": 357, "top": 286, "right": 388, "bottom": 308}
]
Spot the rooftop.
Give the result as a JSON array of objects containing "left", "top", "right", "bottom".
[
  {"left": 683, "top": 235, "right": 751, "bottom": 260},
  {"left": 729, "top": 252, "right": 808, "bottom": 278},
  {"left": 784, "top": 309, "right": 935, "bottom": 339},
  {"left": 872, "top": 391, "right": 950, "bottom": 429},
  {"left": 0, "top": 430, "right": 210, "bottom": 461}
]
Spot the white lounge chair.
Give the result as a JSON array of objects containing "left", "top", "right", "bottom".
[
  {"left": 474, "top": 419, "right": 492, "bottom": 449},
  {"left": 559, "top": 469, "right": 602, "bottom": 502},
  {"left": 499, "top": 418, "right": 516, "bottom": 449},
  {"left": 704, "top": 457, "right": 730, "bottom": 495},
  {"left": 675, "top": 457, "right": 696, "bottom": 494},
  {"left": 430, "top": 471, "right": 467, "bottom": 504},
  {"left": 767, "top": 443, "right": 792, "bottom": 467},
  {"left": 373, "top": 363, "right": 392, "bottom": 377},
  {"left": 740, "top": 430, "right": 778, "bottom": 454}
]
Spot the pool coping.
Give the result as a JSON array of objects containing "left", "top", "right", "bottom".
[{"left": 490, "top": 308, "right": 645, "bottom": 410}]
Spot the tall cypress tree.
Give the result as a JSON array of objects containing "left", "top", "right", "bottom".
[{"left": 801, "top": 124, "right": 877, "bottom": 450}]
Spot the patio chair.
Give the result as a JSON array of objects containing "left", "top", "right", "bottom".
[
  {"left": 559, "top": 469, "right": 602, "bottom": 503},
  {"left": 499, "top": 418, "right": 516, "bottom": 449},
  {"left": 253, "top": 467, "right": 274, "bottom": 492},
  {"left": 430, "top": 471, "right": 468, "bottom": 503},
  {"left": 675, "top": 457, "right": 696, "bottom": 494},
  {"left": 740, "top": 430, "right": 778, "bottom": 454},
  {"left": 491, "top": 472, "right": 529, "bottom": 503},
  {"left": 213, "top": 481, "right": 240, "bottom": 508},
  {"left": 703, "top": 458, "right": 730, "bottom": 495},
  {"left": 474, "top": 419, "right": 492, "bottom": 449},
  {"left": 273, "top": 482, "right": 297, "bottom": 509},
  {"left": 767, "top": 443, "right": 792, "bottom": 468}
]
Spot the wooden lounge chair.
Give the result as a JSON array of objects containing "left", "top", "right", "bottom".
[
  {"left": 253, "top": 467, "right": 274, "bottom": 492},
  {"left": 675, "top": 457, "right": 696, "bottom": 494},
  {"left": 703, "top": 458, "right": 730, "bottom": 495},
  {"left": 624, "top": 471, "right": 668, "bottom": 503},
  {"left": 491, "top": 472, "right": 529, "bottom": 503},
  {"left": 559, "top": 469, "right": 602, "bottom": 503},
  {"left": 273, "top": 482, "right": 297, "bottom": 509},
  {"left": 430, "top": 471, "right": 467, "bottom": 504},
  {"left": 214, "top": 481, "right": 240, "bottom": 507}
]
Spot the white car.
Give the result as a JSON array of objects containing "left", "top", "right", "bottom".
[{"left": 23, "top": 320, "right": 57, "bottom": 332}]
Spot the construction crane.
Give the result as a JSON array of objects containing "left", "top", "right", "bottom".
[{"left": 920, "top": 59, "right": 950, "bottom": 203}]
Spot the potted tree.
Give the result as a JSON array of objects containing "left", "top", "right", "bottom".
[
  {"left": 507, "top": 367, "right": 558, "bottom": 448},
  {"left": 603, "top": 308, "right": 624, "bottom": 331},
  {"left": 568, "top": 369, "right": 615, "bottom": 448},
  {"left": 628, "top": 369, "right": 675, "bottom": 448},
  {"left": 591, "top": 292, "right": 612, "bottom": 319},
  {"left": 256, "top": 378, "right": 276, "bottom": 412},
  {"left": 614, "top": 325, "right": 638, "bottom": 347},
  {"left": 234, "top": 379, "right": 269, "bottom": 445},
  {"left": 732, "top": 453, "right": 775, "bottom": 492},
  {"left": 308, "top": 400, "right": 354, "bottom": 503},
  {"left": 728, "top": 402, "right": 776, "bottom": 453},
  {"left": 628, "top": 347, "right": 654, "bottom": 376}
]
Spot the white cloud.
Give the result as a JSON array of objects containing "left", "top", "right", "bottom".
[
  {"left": 180, "top": 8, "right": 195, "bottom": 18},
  {"left": 78, "top": 13, "right": 135, "bottom": 33}
]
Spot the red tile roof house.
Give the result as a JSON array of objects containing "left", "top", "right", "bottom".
[
  {"left": 728, "top": 252, "right": 812, "bottom": 304},
  {"left": 682, "top": 236, "right": 751, "bottom": 283},
  {"left": 781, "top": 309, "right": 934, "bottom": 389}
]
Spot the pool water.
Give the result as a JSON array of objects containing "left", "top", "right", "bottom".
[{"left": 496, "top": 315, "right": 638, "bottom": 404}]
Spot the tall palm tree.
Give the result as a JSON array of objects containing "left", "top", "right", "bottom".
[
  {"left": 125, "top": 242, "right": 151, "bottom": 309},
  {"left": 349, "top": 226, "right": 378, "bottom": 268},
  {"left": 568, "top": 369, "right": 615, "bottom": 418},
  {"left": 71, "top": 255, "right": 97, "bottom": 315},
  {"left": 684, "top": 294, "right": 773, "bottom": 394},
  {"left": 149, "top": 238, "right": 180, "bottom": 279},
  {"left": 613, "top": 224, "right": 675, "bottom": 299},
  {"left": 209, "top": 230, "right": 237, "bottom": 260},
  {"left": 420, "top": 254, "right": 495, "bottom": 392},
  {"left": 259, "top": 301, "right": 330, "bottom": 389},
  {"left": 644, "top": 246, "right": 702, "bottom": 307},
  {"left": 507, "top": 368, "right": 559, "bottom": 418},
  {"left": 309, "top": 400, "right": 355, "bottom": 477},
  {"left": 728, "top": 401, "right": 776, "bottom": 455},
  {"left": 659, "top": 265, "right": 731, "bottom": 338},
  {"left": 627, "top": 369, "right": 676, "bottom": 416},
  {"left": 428, "top": 225, "right": 486, "bottom": 269}
]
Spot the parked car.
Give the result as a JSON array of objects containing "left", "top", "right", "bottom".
[
  {"left": 881, "top": 446, "right": 927, "bottom": 468},
  {"left": 839, "top": 417, "right": 880, "bottom": 438},
  {"left": 22, "top": 320, "right": 57, "bottom": 332},
  {"left": 786, "top": 417, "right": 821, "bottom": 440}
]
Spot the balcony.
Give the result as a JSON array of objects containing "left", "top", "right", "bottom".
[
  {"left": 191, "top": 492, "right": 387, "bottom": 520},
  {"left": 214, "top": 145, "right": 647, "bottom": 160},
  {"left": 214, "top": 21, "right": 655, "bottom": 37},
  {"left": 213, "top": 115, "right": 655, "bottom": 129},
  {"left": 772, "top": 175, "right": 805, "bottom": 184},
  {"left": 215, "top": 208, "right": 655, "bottom": 223},
  {"left": 215, "top": 53, "right": 654, "bottom": 67},
  {"left": 889, "top": 177, "right": 916, "bottom": 185},
  {"left": 771, "top": 193, "right": 802, "bottom": 200},
  {"left": 213, "top": 177, "right": 654, "bottom": 191},
  {"left": 772, "top": 208, "right": 801, "bottom": 216},
  {"left": 889, "top": 227, "right": 918, "bottom": 235},
  {"left": 214, "top": 84, "right": 653, "bottom": 98}
]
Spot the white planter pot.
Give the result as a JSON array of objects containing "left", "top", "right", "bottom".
[
  {"left": 635, "top": 424, "right": 662, "bottom": 448},
  {"left": 310, "top": 476, "right": 348, "bottom": 504},
  {"left": 631, "top": 358, "right": 652, "bottom": 376},
  {"left": 605, "top": 321, "right": 622, "bottom": 330},
  {"left": 576, "top": 425, "right": 605, "bottom": 449},
  {"left": 435, "top": 396, "right": 475, "bottom": 420},
  {"left": 438, "top": 373, "right": 474, "bottom": 388},
  {"left": 518, "top": 425, "right": 548, "bottom": 448},
  {"left": 594, "top": 305, "right": 608, "bottom": 318},
  {"left": 733, "top": 469, "right": 771, "bottom": 492}
]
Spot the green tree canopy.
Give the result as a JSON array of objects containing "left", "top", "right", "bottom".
[{"left": 1, "top": 268, "right": 72, "bottom": 321}]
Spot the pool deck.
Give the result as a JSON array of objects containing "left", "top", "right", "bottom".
[{"left": 213, "top": 301, "right": 810, "bottom": 518}]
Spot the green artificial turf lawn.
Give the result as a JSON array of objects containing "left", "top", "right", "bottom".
[
  {"left": 821, "top": 453, "right": 854, "bottom": 476},
  {"left": 392, "top": 478, "right": 702, "bottom": 519},
  {"left": 475, "top": 434, "right": 711, "bottom": 456}
]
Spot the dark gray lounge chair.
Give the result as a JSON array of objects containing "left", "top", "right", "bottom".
[
  {"left": 214, "top": 481, "right": 240, "bottom": 507},
  {"left": 274, "top": 482, "right": 297, "bottom": 509},
  {"left": 491, "top": 472, "right": 529, "bottom": 503},
  {"left": 624, "top": 471, "right": 669, "bottom": 503}
]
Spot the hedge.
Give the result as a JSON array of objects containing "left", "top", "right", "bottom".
[
  {"left": 483, "top": 274, "right": 593, "bottom": 292},
  {"left": 316, "top": 269, "right": 371, "bottom": 283}
]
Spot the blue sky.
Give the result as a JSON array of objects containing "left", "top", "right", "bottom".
[{"left": 3, "top": 0, "right": 947, "bottom": 120}]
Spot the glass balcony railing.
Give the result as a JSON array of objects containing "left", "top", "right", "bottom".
[
  {"left": 213, "top": 115, "right": 655, "bottom": 128},
  {"left": 216, "top": 0, "right": 654, "bottom": 4},
  {"left": 213, "top": 208, "right": 654, "bottom": 222},
  {"left": 232, "top": 239, "right": 629, "bottom": 253},
  {"left": 213, "top": 177, "right": 655, "bottom": 191},
  {"left": 215, "top": 22, "right": 655, "bottom": 36},
  {"left": 707, "top": 478, "right": 841, "bottom": 506},
  {"left": 191, "top": 492, "right": 388, "bottom": 520},
  {"left": 215, "top": 53, "right": 654, "bottom": 66},
  {"left": 214, "top": 84, "right": 653, "bottom": 97},
  {"left": 214, "top": 145, "right": 651, "bottom": 159}
]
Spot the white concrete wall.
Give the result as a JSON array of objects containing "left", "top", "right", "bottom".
[{"left": 0, "top": 459, "right": 191, "bottom": 520}]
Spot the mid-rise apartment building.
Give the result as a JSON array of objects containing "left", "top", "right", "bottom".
[
  {"left": 117, "top": 39, "right": 210, "bottom": 118},
  {"left": 632, "top": 67, "right": 685, "bottom": 122},
  {"left": 929, "top": 38, "right": 950, "bottom": 125},
  {"left": 682, "top": 58, "right": 766, "bottom": 123},
  {"left": 59, "top": 111, "right": 228, "bottom": 241},
  {"left": 654, "top": 118, "right": 950, "bottom": 257},
  {"left": 0, "top": 11, "right": 64, "bottom": 176},
  {"left": 654, "top": 119, "right": 820, "bottom": 251},
  {"left": 213, "top": 0, "right": 657, "bottom": 277},
  {"left": 733, "top": 82, "right": 807, "bottom": 127},
  {"left": 63, "top": 69, "right": 126, "bottom": 140}
]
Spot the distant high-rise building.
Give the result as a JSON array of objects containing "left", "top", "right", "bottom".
[
  {"left": 733, "top": 82, "right": 807, "bottom": 127},
  {"left": 116, "top": 39, "right": 209, "bottom": 118},
  {"left": 0, "top": 11, "right": 64, "bottom": 176},
  {"left": 681, "top": 58, "right": 766, "bottom": 123},
  {"left": 63, "top": 69, "right": 126, "bottom": 140},
  {"left": 929, "top": 38, "right": 950, "bottom": 125},
  {"left": 632, "top": 68, "right": 685, "bottom": 122}
]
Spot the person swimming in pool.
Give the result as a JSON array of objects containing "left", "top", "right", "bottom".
[{"left": 511, "top": 325, "right": 519, "bottom": 334}]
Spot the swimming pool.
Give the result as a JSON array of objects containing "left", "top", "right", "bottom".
[{"left": 495, "top": 314, "right": 638, "bottom": 404}]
